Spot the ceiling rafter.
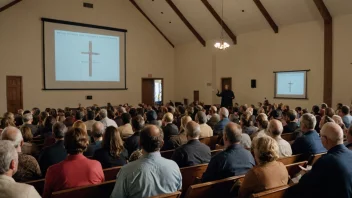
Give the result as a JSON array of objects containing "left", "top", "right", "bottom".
[
  {"left": 0, "top": 0, "right": 22, "bottom": 13},
  {"left": 201, "top": 0, "right": 236, "bottom": 45},
  {"left": 313, "top": 0, "right": 332, "bottom": 106},
  {"left": 129, "top": 0, "right": 174, "bottom": 48},
  {"left": 166, "top": 0, "right": 206, "bottom": 47},
  {"left": 253, "top": 0, "right": 278, "bottom": 33}
]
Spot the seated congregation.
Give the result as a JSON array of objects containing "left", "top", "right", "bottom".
[{"left": 0, "top": 101, "right": 352, "bottom": 198}]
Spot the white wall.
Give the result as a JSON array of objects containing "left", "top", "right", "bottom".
[
  {"left": 0, "top": 0, "right": 175, "bottom": 113},
  {"left": 175, "top": 20, "right": 325, "bottom": 109}
]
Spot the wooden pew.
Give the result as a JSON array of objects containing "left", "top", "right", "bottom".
[
  {"left": 161, "top": 149, "right": 174, "bottom": 159},
  {"left": 51, "top": 180, "right": 116, "bottom": 198},
  {"left": 308, "top": 152, "right": 326, "bottom": 165},
  {"left": 199, "top": 136, "right": 219, "bottom": 150},
  {"left": 277, "top": 154, "right": 307, "bottom": 165},
  {"left": 250, "top": 185, "right": 291, "bottom": 198},
  {"left": 184, "top": 175, "right": 245, "bottom": 198},
  {"left": 210, "top": 149, "right": 223, "bottom": 157},
  {"left": 149, "top": 191, "right": 182, "bottom": 198},
  {"left": 281, "top": 132, "right": 298, "bottom": 142},
  {"left": 25, "top": 178, "right": 45, "bottom": 195},
  {"left": 285, "top": 161, "right": 308, "bottom": 178},
  {"left": 103, "top": 166, "right": 122, "bottom": 181},
  {"left": 180, "top": 164, "right": 208, "bottom": 195}
]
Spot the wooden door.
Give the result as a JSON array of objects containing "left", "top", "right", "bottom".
[
  {"left": 142, "top": 79, "right": 154, "bottom": 105},
  {"left": 221, "top": 78, "right": 232, "bottom": 91},
  {"left": 7, "top": 76, "right": 23, "bottom": 113},
  {"left": 194, "top": 90, "right": 199, "bottom": 103}
]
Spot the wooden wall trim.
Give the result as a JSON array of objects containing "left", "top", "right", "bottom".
[
  {"left": 129, "top": 0, "right": 174, "bottom": 48},
  {"left": 313, "top": 0, "right": 332, "bottom": 106},
  {"left": 0, "top": 0, "right": 22, "bottom": 13},
  {"left": 166, "top": 0, "right": 206, "bottom": 47},
  {"left": 201, "top": 0, "right": 236, "bottom": 44},
  {"left": 253, "top": 0, "right": 278, "bottom": 33}
]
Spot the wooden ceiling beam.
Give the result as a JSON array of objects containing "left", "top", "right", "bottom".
[
  {"left": 201, "top": 0, "right": 236, "bottom": 45},
  {"left": 253, "top": 0, "right": 278, "bottom": 33},
  {"left": 0, "top": 0, "right": 22, "bottom": 13},
  {"left": 313, "top": 0, "right": 333, "bottom": 106},
  {"left": 166, "top": 0, "right": 206, "bottom": 47},
  {"left": 129, "top": 0, "right": 174, "bottom": 48}
]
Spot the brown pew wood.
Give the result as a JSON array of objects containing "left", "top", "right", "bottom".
[
  {"left": 180, "top": 164, "right": 208, "bottom": 195},
  {"left": 199, "top": 136, "right": 219, "bottom": 150},
  {"left": 149, "top": 191, "right": 182, "bottom": 198},
  {"left": 249, "top": 184, "right": 292, "bottom": 198},
  {"left": 51, "top": 180, "right": 116, "bottom": 198},
  {"left": 103, "top": 166, "right": 122, "bottom": 181},
  {"left": 277, "top": 154, "right": 307, "bottom": 165},
  {"left": 308, "top": 152, "right": 326, "bottom": 165},
  {"left": 285, "top": 161, "right": 308, "bottom": 178},
  {"left": 25, "top": 178, "right": 45, "bottom": 195},
  {"left": 281, "top": 132, "right": 298, "bottom": 142},
  {"left": 161, "top": 149, "right": 174, "bottom": 159},
  {"left": 210, "top": 149, "right": 223, "bottom": 157},
  {"left": 184, "top": 175, "right": 245, "bottom": 198}
]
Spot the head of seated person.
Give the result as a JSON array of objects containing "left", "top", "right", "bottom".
[
  {"left": 72, "top": 120, "right": 87, "bottom": 133},
  {"left": 20, "top": 126, "right": 32, "bottom": 143},
  {"left": 252, "top": 136, "right": 279, "bottom": 165},
  {"left": 140, "top": 125, "right": 164, "bottom": 154},
  {"left": 64, "top": 127, "right": 89, "bottom": 155}
]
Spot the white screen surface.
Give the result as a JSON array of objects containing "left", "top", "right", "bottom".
[
  {"left": 43, "top": 18, "right": 126, "bottom": 89},
  {"left": 275, "top": 71, "right": 307, "bottom": 99}
]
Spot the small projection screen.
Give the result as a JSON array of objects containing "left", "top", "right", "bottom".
[
  {"left": 42, "top": 18, "right": 127, "bottom": 90},
  {"left": 274, "top": 70, "right": 308, "bottom": 99}
]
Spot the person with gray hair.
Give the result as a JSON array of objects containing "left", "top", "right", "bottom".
[
  {"left": 291, "top": 113, "right": 327, "bottom": 155},
  {"left": 213, "top": 107, "right": 230, "bottom": 135},
  {"left": 0, "top": 140, "right": 41, "bottom": 198},
  {"left": 39, "top": 122, "right": 68, "bottom": 176},
  {"left": 207, "top": 105, "right": 220, "bottom": 129},
  {"left": 269, "top": 119, "right": 292, "bottom": 157},
  {"left": 99, "top": 109, "right": 117, "bottom": 129},
  {"left": 195, "top": 111, "right": 213, "bottom": 138},
  {"left": 289, "top": 122, "right": 352, "bottom": 198},
  {"left": 21, "top": 113, "right": 38, "bottom": 136},
  {"left": 202, "top": 122, "right": 255, "bottom": 182},
  {"left": 171, "top": 121, "right": 211, "bottom": 168},
  {"left": 1, "top": 126, "right": 41, "bottom": 182},
  {"left": 84, "top": 121, "right": 104, "bottom": 157}
]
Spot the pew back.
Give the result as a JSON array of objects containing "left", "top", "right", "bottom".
[
  {"left": 25, "top": 179, "right": 45, "bottom": 195},
  {"left": 285, "top": 161, "right": 308, "bottom": 178},
  {"left": 308, "top": 152, "right": 326, "bottom": 165},
  {"left": 161, "top": 149, "right": 174, "bottom": 159},
  {"left": 249, "top": 185, "right": 291, "bottom": 198},
  {"left": 277, "top": 154, "right": 307, "bottom": 165},
  {"left": 180, "top": 164, "right": 208, "bottom": 194},
  {"left": 103, "top": 166, "right": 122, "bottom": 181},
  {"left": 149, "top": 191, "right": 182, "bottom": 198},
  {"left": 199, "top": 136, "right": 219, "bottom": 150}
]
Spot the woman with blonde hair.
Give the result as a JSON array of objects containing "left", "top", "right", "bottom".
[
  {"left": 166, "top": 116, "right": 191, "bottom": 150},
  {"left": 93, "top": 126, "right": 128, "bottom": 168},
  {"left": 239, "top": 136, "right": 288, "bottom": 198},
  {"left": 72, "top": 120, "right": 87, "bottom": 133}
]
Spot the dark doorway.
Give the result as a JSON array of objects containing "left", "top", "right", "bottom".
[
  {"left": 194, "top": 90, "right": 199, "bottom": 103},
  {"left": 142, "top": 78, "right": 163, "bottom": 105},
  {"left": 221, "top": 77, "right": 232, "bottom": 91},
  {"left": 7, "top": 76, "right": 23, "bottom": 113}
]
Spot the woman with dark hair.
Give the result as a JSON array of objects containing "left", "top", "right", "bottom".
[
  {"left": 93, "top": 126, "right": 128, "bottom": 168},
  {"left": 239, "top": 136, "right": 288, "bottom": 198},
  {"left": 20, "top": 126, "right": 39, "bottom": 156},
  {"left": 312, "top": 105, "right": 322, "bottom": 132},
  {"left": 241, "top": 112, "right": 258, "bottom": 136},
  {"left": 325, "top": 107, "right": 335, "bottom": 118},
  {"left": 43, "top": 127, "right": 104, "bottom": 198},
  {"left": 39, "top": 116, "right": 57, "bottom": 147}
]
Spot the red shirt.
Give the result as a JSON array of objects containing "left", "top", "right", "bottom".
[{"left": 43, "top": 154, "right": 104, "bottom": 198}]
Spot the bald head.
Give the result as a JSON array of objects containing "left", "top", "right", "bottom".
[
  {"left": 1, "top": 126, "right": 23, "bottom": 148},
  {"left": 92, "top": 121, "right": 104, "bottom": 138},
  {"left": 140, "top": 125, "right": 164, "bottom": 153},
  {"left": 186, "top": 121, "right": 201, "bottom": 139},
  {"left": 224, "top": 122, "right": 242, "bottom": 144},
  {"left": 321, "top": 122, "right": 344, "bottom": 147},
  {"left": 269, "top": 119, "right": 283, "bottom": 137},
  {"left": 220, "top": 107, "right": 229, "bottom": 119}
]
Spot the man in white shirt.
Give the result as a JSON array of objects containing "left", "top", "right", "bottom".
[
  {"left": 99, "top": 109, "right": 117, "bottom": 129},
  {"left": 0, "top": 140, "right": 41, "bottom": 198},
  {"left": 195, "top": 111, "right": 213, "bottom": 138},
  {"left": 269, "top": 119, "right": 292, "bottom": 157}
]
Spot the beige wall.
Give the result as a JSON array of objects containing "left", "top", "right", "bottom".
[
  {"left": 0, "top": 0, "right": 174, "bottom": 113},
  {"left": 175, "top": 17, "right": 352, "bottom": 110}
]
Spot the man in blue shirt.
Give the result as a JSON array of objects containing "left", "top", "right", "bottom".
[
  {"left": 339, "top": 105, "right": 352, "bottom": 128},
  {"left": 110, "top": 125, "right": 182, "bottom": 198},
  {"left": 213, "top": 107, "right": 230, "bottom": 135},
  {"left": 202, "top": 122, "right": 255, "bottom": 182},
  {"left": 289, "top": 123, "right": 352, "bottom": 198}
]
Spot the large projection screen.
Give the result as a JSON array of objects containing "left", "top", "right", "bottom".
[
  {"left": 274, "top": 70, "right": 308, "bottom": 99},
  {"left": 42, "top": 18, "right": 127, "bottom": 90}
]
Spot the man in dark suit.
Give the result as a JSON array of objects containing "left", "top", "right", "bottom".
[
  {"left": 83, "top": 121, "right": 104, "bottom": 157},
  {"left": 283, "top": 110, "right": 299, "bottom": 133},
  {"left": 202, "top": 122, "right": 255, "bottom": 182},
  {"left": 125, "top": 115, "right": 144, "bottom": 157},
  {"left": 38, "top": 122, "right": 67, "bottom": 176},
  {"left": 289, "top": 123, "right": 352, "bottom": 198},
  {"left": 171, "top": 121, "right": 211, "bottom": 168},
  {"left": 216, "top": 85, "right": 235, "bottom": 108},
  {"left": 161, "top": 113, "right": 179, "bottom": 145},
  {"left": 291, "top": 113, "right": 327, "bottom": 155}
]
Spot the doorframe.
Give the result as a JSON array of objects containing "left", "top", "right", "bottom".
[
  {"left": 221, "top": 77, "right": 232, "bottom": 91},
  {"left": 141, "top": 78, "right": 164, "bottom": 105},
  {"left": 6, "top": 76, "right": 23, "bottom": 112}
]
